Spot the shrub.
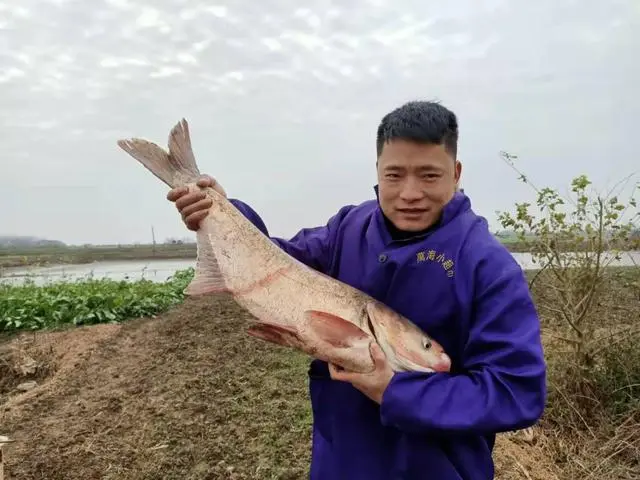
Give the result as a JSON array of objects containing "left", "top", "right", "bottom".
[
  {"left": 496, "top": 153, "right": 640, "bottom": 477},
  {"left": 497, "top": 152, "right": 639, "bottom": 365}
]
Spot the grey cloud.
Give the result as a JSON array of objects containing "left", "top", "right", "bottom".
[{"left": 0, "top": 0, "right": 638, "bottom": 244}]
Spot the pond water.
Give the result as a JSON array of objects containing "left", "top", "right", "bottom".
[
  {"left": 0, "top": 259, "right": 196, "bottom": 286},
  {"left": 1, "top": 251, "right": 638, "bottom": 286}
]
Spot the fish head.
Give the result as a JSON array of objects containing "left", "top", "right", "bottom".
[{"left": 365, "top": 301, "right": 451, "bottom": 373}]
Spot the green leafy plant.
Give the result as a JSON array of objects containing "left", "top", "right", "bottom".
[
  {"left": 0, "top": 268, "right": 195, "bottom": 332},
  {"left": 496, "top": 152, "right": 639, "bottom": 366}
]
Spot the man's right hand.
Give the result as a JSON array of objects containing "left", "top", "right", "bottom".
[{"left": 166, "top": 174, "right": 227, "bottom": 231}]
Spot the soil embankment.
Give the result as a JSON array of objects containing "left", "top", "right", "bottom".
[{"left": 2, "top": 273, "right": 636, "bottom": 479}]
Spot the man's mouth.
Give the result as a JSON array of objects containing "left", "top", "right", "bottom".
[{"left": 397, "top": 208, "right": 428, "bottom": 215}]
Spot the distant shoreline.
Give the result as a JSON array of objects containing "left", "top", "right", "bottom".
[
  {"left": 2, "top": 240, "right": 638, "bottom": 269},
  {"left": 0, "top": 241, "right": 527, "bottom": 269},
  {"left": 0, "top": 243, "right": 199, "bottom": 269}
]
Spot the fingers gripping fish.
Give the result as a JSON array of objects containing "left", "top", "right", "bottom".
[{"left": 117, "top": 119, "right": 452, "bottom": 375}]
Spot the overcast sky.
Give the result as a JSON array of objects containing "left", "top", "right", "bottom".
[{"left": 1, "top": 0, "right": 638, "bottom": 245}]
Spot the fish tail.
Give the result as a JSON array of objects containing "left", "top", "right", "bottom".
[
  {"left": 117, "top": 118, "right": 201, "bottom": 188},
  {"left": 118, "top": 119, "right": 233, "bottom": 297}
]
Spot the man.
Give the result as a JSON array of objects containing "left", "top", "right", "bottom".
[{"left": 167, "top": 101, "right": 547, "bottom": 479}]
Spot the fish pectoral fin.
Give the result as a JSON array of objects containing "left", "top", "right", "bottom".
[
  {"left": 247, "top": 323, "right": 303, "bottom": 348},
  {"left": 303, "top": 310, "right": 371, "bottom": 348}
]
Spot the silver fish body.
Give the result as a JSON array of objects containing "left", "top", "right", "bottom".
[{"left": 117, "top": 119, "right": 452, "bottom": 374}]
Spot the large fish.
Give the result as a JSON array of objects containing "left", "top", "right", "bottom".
[{"left": 117, "top": 119, "right": 452, "bottom": 374}]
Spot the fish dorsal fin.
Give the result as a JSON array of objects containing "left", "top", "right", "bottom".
[{"left": 303, "top": 310, "right": 370, "bottom": 348}]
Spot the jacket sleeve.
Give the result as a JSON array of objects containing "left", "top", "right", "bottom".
[
  {"left": 228, "top": 198, "right": 352, "bottom": 274},
  {"left": 378, "top": 243, "right": 547, "bottom": 436}
]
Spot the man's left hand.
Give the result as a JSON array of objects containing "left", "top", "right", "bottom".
[{"left": 329, "top": 342, "right": 394, "bottom": 404}]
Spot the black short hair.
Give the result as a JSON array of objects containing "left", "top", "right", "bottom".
[{"left": 376, "top": 100, "right": 458, "bottom": 158}]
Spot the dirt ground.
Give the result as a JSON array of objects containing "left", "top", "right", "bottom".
[{"left": 1, "top": 295, "right": 560, "bottom": 480}]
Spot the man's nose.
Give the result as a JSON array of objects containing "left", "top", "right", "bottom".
[{"left": 399, "top": 178, "right": 423, "bottom": 201}]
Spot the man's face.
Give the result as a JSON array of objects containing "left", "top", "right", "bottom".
[{"left": 376, "top": 139, "right": 462, "bottom": 232}]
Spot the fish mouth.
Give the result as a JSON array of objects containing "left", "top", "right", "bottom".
[{"left": 433, "top": 353, "right": 452, "bottom": 372}]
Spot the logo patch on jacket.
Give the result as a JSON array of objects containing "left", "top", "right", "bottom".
[{"left": 416, "top": 249, "right": 455, "bottom": 277}]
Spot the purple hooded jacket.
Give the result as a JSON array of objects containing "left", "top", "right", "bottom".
[{"left": 228, "top": 190, "right": 546, "bottom": 480}]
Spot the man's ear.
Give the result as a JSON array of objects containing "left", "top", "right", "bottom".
[{"left": 454, "top": 160, "right": 462, "bottom": 184}]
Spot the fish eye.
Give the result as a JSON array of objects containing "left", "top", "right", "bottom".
[{"left": 422, "top": 338, "right": 432, "bottom": 350}]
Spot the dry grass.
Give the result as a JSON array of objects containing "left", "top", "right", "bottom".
[
  {"left": 526, "top": 267, "right": 640, "bottom": 479},
  {"left": 0, "top": 334, "right": 56, "bottom": 404}
]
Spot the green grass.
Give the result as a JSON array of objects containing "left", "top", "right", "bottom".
[{"left": 0, "top": 268, "right": 195, "bottom": 332}]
